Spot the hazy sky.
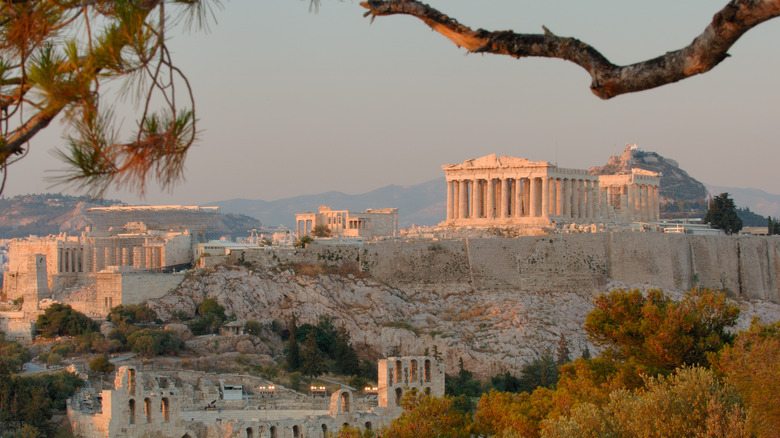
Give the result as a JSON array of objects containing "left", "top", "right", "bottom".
[{"left": 4, "top": 0, "right": 779, "bottom": 204}]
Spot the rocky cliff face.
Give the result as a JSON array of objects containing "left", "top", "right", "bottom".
[
  {"left": 149, "top": 234, "right": 780, "bottom": 378},
  {"left": 148, "top": 264, "right": 597, "bottom": 378},
  {"left": 590, "top": 145, "right": 707, "bottom": 207}
]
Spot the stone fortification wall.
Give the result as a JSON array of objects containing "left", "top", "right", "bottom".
[
  {"left": 0, "top": 311, "right": 35, "bottom": 343},
  {"left": 90, "top": 272, "right": 185, "bottom": 316},
  {"left": 242, "top": 234, "right": 780, "bottom": 303}
]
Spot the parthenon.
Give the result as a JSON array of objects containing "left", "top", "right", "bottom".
[{"left": 442, "top": 154, "right": 660, "bottom": 227}]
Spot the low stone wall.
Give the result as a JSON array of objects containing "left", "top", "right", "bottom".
[
  {"left": 0, "top": 311, "right": 35, "bottom": 343},
  {"left": 241, "top": 234, "right": 780, "bottom": 303}
]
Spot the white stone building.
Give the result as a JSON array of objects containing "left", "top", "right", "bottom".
[
  {"left": 442, "top": 154, "right": 660, "bottom": 227},
  {"left": 295, "top": 206, "right": 399, "bottom": 240},
  {"left": 2, "top": 227, "right": 191, "bottom": 302}
]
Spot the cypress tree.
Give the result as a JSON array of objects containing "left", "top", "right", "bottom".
[{"left": 287, "top": 315, "right": 300, "bottom": 371}]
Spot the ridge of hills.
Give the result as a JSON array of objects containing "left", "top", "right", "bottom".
[
  {"left": 0, "top": 193, "right": 261, "bottom": 239},
  {"left": 209, "top": 147, "right": 778, "bottom": 226}
]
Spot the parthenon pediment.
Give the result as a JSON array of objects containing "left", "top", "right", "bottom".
[{"left": 442, "top": 154, "right": 550, "bottom": 171}]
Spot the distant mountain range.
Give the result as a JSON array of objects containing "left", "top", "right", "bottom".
[
  {"left": 208, "top": 148, "right": 780, "bottom": 227},
  {"left": 203, "top": 179, "right": 445, "bottom": 228},
  {"left": 704, "top": 185, "right": 780, "bottom": 219},
  {"left": 0, "top": 193, "right": 261, "bottom": 239}
]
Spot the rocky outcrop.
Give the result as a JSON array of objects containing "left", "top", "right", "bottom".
[
  {"left": 150, "top": 233, "right": 780, "bottom": 378},
  {"left": 590, "top": 145, "right": 707, "bottom": 207}
]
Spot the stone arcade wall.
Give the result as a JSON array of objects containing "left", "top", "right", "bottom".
[
  {"left": 240, "top": 234, "right": 780, "bottom": 303},
  {"left": 70, "top": 357, "right": 446, "bottom": 438}
]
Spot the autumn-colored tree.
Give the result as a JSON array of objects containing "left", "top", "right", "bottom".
[
  {"left": 473, "top": 389, "right": 554, "bottom": 438},
  {"left": 382, "top": 391, "right": 472, "bottom": 438},
  {"left": 585, "top": 288, "right": 739, "bottom": 373},
  {"left": 542, "top": 367, "right": 753, "bottom": 438},
  {"left": 711, "top": 319, "right": 780, "bottom": 437}
]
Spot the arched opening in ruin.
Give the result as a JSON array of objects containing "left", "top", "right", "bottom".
[
  {"left": 270, "top": 426, "right": 277, "bottom": 438},
  {"left": 424, "top": 387, "right": 431, "bottom": 395},
  {"left": 128, "top": 399, "right": 135, "bottom": 425},
  {"left": 365, "top": 421, "right": 372, "bottom": 431},
  {"left": 343, "top": 423, "right": 350, "bottom": 429},
  {"left": 321, "top": 424, "right": 328, "bottom": 437},
  {"left": 395, "top": 360, "right": 402, "bottom": 383},
  {"left": 144, "top": 398, "right": 152, "bottom": 423},
  {"left": 182, "top": 435, "right": 192, "bottom": 438},
  {"left": 340, "top": 392, "right": 350, "bottom": 412},
  {"left": 128, "top": 369, "right": 136, "bottom": 395},
  {"left": 293, "top": 425, "right": 300, "bottom": 438},
  {"left": 410, "top": 359, "right": 418, "bottom": 382},
  {"left": 395, "top": 387, "right": 403, "bottom": 406},
  {"left": 424, "top": 359, "right": 431, "bottom": 382},
  {"left": 161, "top": 397, "right": 170, "bottom": 423},
  {"left": 246, "top": 427, "right": 254, "bottom": 438}
]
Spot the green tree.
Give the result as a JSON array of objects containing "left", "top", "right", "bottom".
[
  {"left": 0, "top": 332, "right": 31, "bottom": 372},
  {"left": 107, "top": 304, "right": 157, "bottom": 325},
  {"left": 286, "top": 315, "right": 301, "bottom": 371},
  {"left": 555, "top": 334, "right": 571, "bottom": 366},
  {"left": 0, "top": 369, "right": 81, "bottom": 435},
  {"left": 244, "top": 320, "right": 263, "bottom": 336},
  {"left": 711, "top": 319, "right": 780, "bottom": 438},
  {"left": 446, "top": 357, "right": 482, "bottom": 400},
  {"left": 0, "top": 0, "right": 218, "bottom": 196},
  {"left": 704, "top": 192, "right": 743, "bottom": 234},
  {"left": 332, "top": 325, "right": 360, "bottom": 376},
  {"left": 517, "top": 350, "right": 559, "bottom": 393},
  {"left": 187, "top": 297, "right": 228, "bottom": 335},
  {"left": 293, "top": 235, "right": 314, "bottom": 248},
  {"left": 126, "top": 329, "right": 183, "bottom": 356},
  {"left": 300, "top": 331, "right": 328, "bottom": 379},
  {"left": 312, "top": 225, "right": 331, "bottom": 237},
  {"left": 89, "top": 354, "right": 115, "bottom": 375},
  {"left": 36, "top": 303, "right": 99, "bottom": 338}
]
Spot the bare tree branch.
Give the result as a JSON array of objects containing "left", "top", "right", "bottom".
[{"left": 361, "top": 0, "right": 780, "bottom": 99}]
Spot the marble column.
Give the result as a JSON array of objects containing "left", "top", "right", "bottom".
[
  {"left": 513, "top": 179, "right": 522, "bottom": 217},
  {"left": 653, "top": 186, "right": 660, "bottom": 220},
  {"left": 594, "top": 181, "right": 601, "bottom": 220},
  {"left": 634, "top": 184, "right": 641, "bottom": 221},
  {"left": 540, "top": 177, "right": 549, "bottom": 219},
  {"left": 523, "top": 179, "right": 530, "bottom": 216},
  {"left": 571, "top": 180, "right": 579, "bottom": 219},
  {"left": 626, "top": 185, "right": 634, "bottom": 221},
  {"left": 459, "top": 180, "right": 469, "bottom": 219},
  {"left": 501, "top": 178, "right": 510, "bottom": 218},
  {"left": 487, "top": 179, "right": 496, "bottom": 219},
  {"left": 471, "top": 180, "right": 479, "bottom": 219},
  {"left": 446, "top": 181, "right": 454, "bottom": 221},
  {"left": 563, "top": 179, "right": 571, "bottom": 217},
  {"left": 529, "top": 178, "right": 538, "bottom": 217},
  {"left": 555, "top": 179, "right": 563, "bottom": 216}
]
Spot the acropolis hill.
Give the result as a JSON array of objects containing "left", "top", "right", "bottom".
[{"left": 149, "top": 232, "right": 780, "bottom": 378}]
